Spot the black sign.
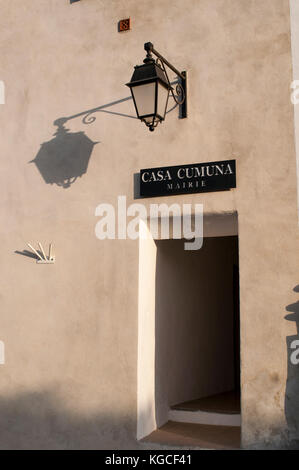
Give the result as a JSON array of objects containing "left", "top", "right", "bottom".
[{"left": 140, "top": 160, "right": 236, "bottom": 198}]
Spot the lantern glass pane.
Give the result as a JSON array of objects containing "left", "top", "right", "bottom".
[
  {"left": 157, "top": 82, "right": 169, "bottom": 119},
  {"left": 131, "top": 82, "right": 155, "bottom": 117}
]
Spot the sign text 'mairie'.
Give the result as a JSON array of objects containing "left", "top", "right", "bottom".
[{"left": 139, "top": 160, "right": 236, "bottom": 198}]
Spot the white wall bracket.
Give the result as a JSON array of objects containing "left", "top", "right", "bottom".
[{"left": 27, "top": 243, "right": 55, "bottom": 264}]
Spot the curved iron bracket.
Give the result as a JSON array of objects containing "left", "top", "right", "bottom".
[{"left": 144, "top": 42, "right": 187, "bottom": 119}]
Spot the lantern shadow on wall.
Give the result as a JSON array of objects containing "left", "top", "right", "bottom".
[
  {"left": 30, "top": 118, "right": 98, "bottom": 189},
  {"left": 30, "top": 95, "right": 140, "bottom": 189},
  {"left": 30, "top": 91, "right": 179, "bottom": 189}
]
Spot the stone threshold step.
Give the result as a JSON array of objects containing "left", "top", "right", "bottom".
[{"left": 142, "top": 421, "right": 241, "bottom": 450}]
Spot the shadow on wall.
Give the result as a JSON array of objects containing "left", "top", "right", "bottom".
[
  {"left": 14, "top": 249, "right": 41, "bottom": 260},
  {"left": 0, "top": 388, "right": 139, "bottom": 450},
  {"left": 30, "top": 96, "right": 138, "bottom": 189},
  {"left": 285, "top": 284, "right": 299, "bottom": 448},
  {"left": 30, "top": 88, "right": 179, "bottom": 189},
  {"left": 30, "top": 119, "right": 98, "bottom": 189}
]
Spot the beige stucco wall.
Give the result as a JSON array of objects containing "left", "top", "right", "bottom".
[
  {"left": 290, "top": 0, "right": 299, "bottom": 224},
  {"left": 0, "top": 0, "right": 298, "bottom": 449}
]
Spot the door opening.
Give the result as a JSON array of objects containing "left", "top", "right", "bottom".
[
  {"left": 154, "top": 236, "right": 240, "bottom": 433},
  {"left": 137, "top": 215, "right": 241, "bottom": 448}
]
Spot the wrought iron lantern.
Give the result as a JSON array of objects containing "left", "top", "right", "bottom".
[{"left": 126, "top": 42, "right": 187, "bottom": 131}]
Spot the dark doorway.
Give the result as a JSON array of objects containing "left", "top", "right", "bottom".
[{"left": 154, "top": 236, "right": 241, "bottom": 430}]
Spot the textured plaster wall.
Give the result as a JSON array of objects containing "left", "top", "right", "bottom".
[
  {"left": 290, "top": 0, "right": 299, "bottom": 225},
  {"left": 0, "top": 0, "right": 297, "bottom": 449}
]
